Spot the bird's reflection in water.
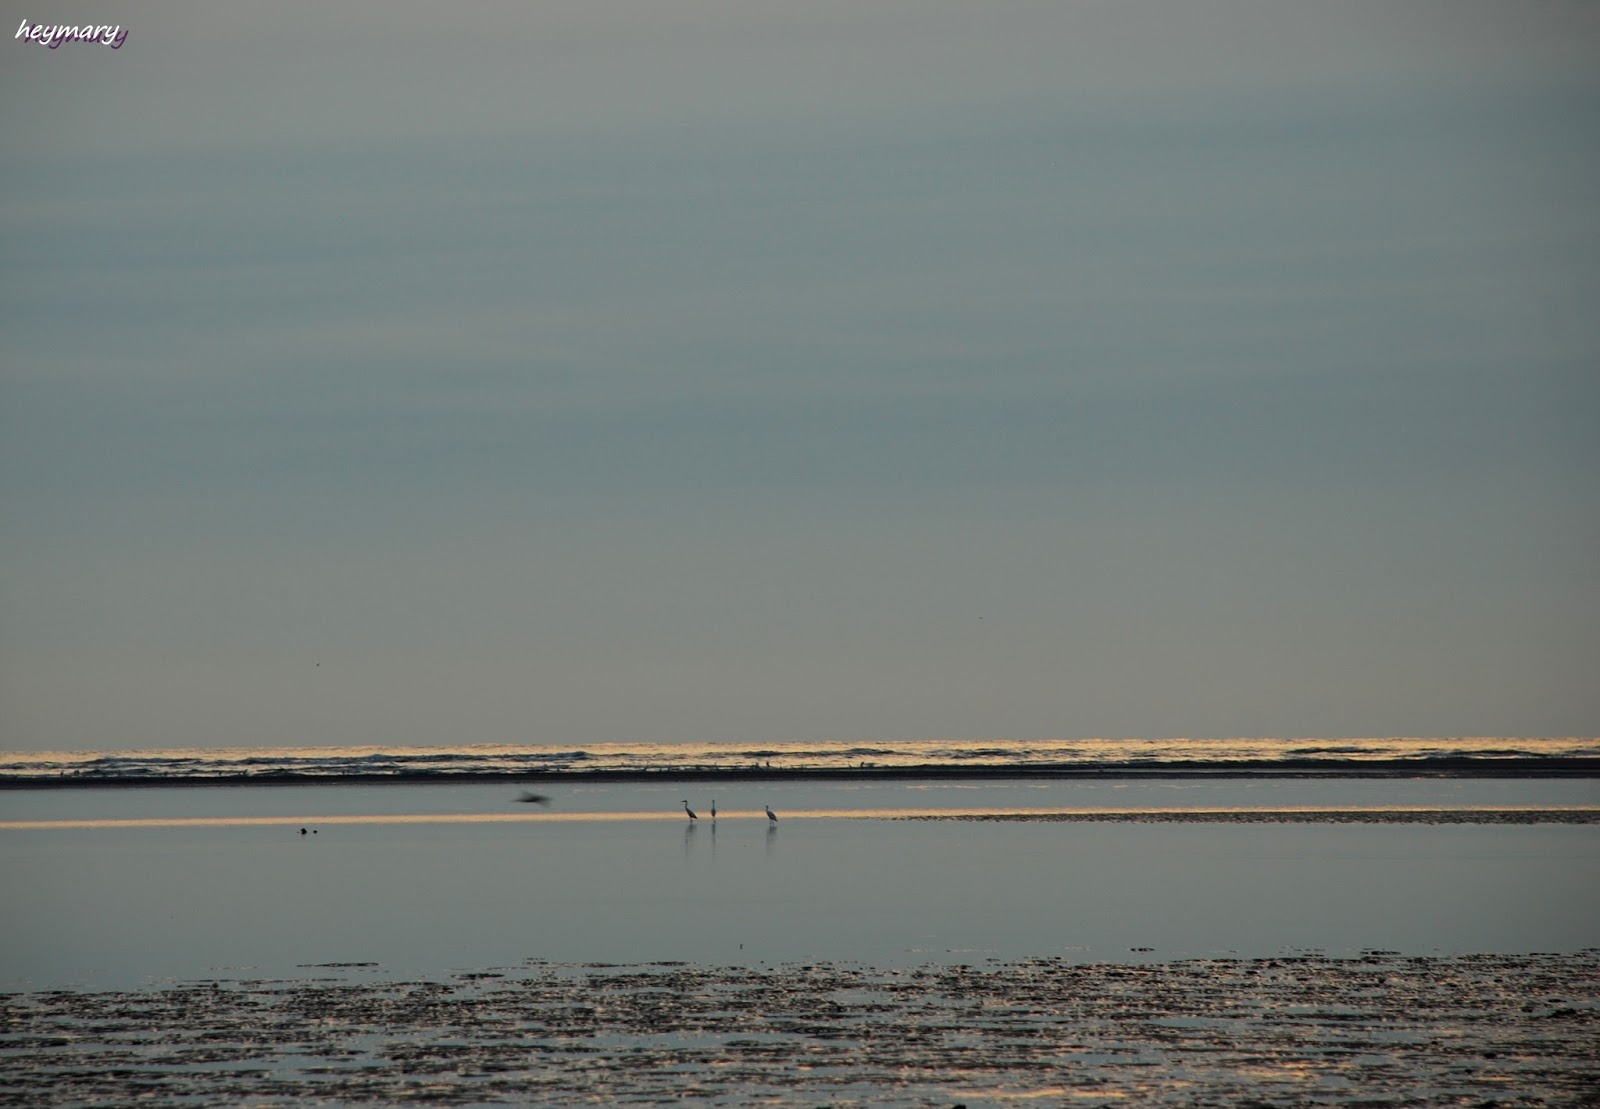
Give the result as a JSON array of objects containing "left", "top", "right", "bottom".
[{"left": 765, "top": 822, "right": 777, "bottom": 857}]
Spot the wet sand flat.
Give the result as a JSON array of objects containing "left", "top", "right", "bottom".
[
  {"left": 4, "top": 952, "right": 1597, "bottom": 1107},
  {"left": 6, "top": 791, "right": 1598, "bottom": 989}
]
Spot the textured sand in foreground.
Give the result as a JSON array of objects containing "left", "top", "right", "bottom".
[{"left": 3, "top": 952, "right": 1597, "bottom": 1106}]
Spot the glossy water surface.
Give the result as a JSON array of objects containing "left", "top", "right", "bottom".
[{"left": 2, "top": 779, "right": 1597, "bottom": 991}]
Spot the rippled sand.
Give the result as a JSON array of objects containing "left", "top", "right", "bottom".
[{"left": 4, "top": 952, "right": 1596, "bottom": 1106}]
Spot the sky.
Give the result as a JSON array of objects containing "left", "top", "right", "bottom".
[{"left": 1, "top": 1, "right": 1597, "bottom": 751}]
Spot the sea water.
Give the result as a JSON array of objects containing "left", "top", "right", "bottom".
[{"left": 3, "top": 778, "right": 1596, "bottom": 991}]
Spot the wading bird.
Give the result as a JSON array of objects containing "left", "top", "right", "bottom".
[
  {"left": 710, "top": 799, "right": 717, "bottom": 820},
  {"left": 766, "top": 805, "right": 777, "bottom": 823},
  {"left": 682, "top": 800, "right": 698, "bottom": 821}
]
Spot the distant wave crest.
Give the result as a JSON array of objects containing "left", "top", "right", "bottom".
[{"left": 0, "top": 737, "right": 1594, "bottom": 785}]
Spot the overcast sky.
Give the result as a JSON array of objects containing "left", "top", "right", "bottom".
[{"left": 2, "top": 1, "right": 1596, "bottom": 751}]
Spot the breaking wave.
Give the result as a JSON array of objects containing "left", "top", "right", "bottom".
[{"left": 1, "top": 736, "right": 1595, "bottom": 785}]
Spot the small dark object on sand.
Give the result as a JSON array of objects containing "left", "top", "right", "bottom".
[{"left": 516, "top": 792, "right": 551, "bottom": 805}]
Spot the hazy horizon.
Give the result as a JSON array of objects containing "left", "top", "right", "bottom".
[{"left": 3, "top": 2, "right": 1597, "bottom": 752}]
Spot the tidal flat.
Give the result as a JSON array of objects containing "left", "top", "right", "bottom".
[
  {"left": 3, "top": 952, "right": 1598, "bottom": 1106},
  {"left": 4, "top": 778, "right": 1598, "bottom": 1104}
]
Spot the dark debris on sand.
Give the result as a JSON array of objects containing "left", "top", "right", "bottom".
[{"left": 3, "top": 952, "right": 1598, "bottom": 1106}]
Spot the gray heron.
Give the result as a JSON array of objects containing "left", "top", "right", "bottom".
[
  {"left": 682, "top": 800, "right": 698, "bottom": 821},
  {"left": 765, "top": 805, "right": 777, "bottom": 823}
]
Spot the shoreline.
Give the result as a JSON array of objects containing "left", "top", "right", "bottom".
[
  {"left": 4, "top": 755, "right": 1599, "bottom": 789},
  {"left": 898, "top": 807, "right": 1600, "bottom": 824}
]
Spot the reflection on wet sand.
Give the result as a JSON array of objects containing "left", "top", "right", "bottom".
[
  {"left": 4, "top": 805, "right": 1597, "bottom": 830},
  {"left": 3, "top": 952, "right": 1596, "bottom": 1106}
]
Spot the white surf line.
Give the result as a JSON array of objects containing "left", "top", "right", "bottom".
[
  {"left": 3, "top": 805, "right": 1597, "bottom": 830},
  {"left": 885, "top": 806, "right": 1600, "bottom": 822},
  {"left": 0, "top": 811, "right": 751, "bottom": 829}
]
